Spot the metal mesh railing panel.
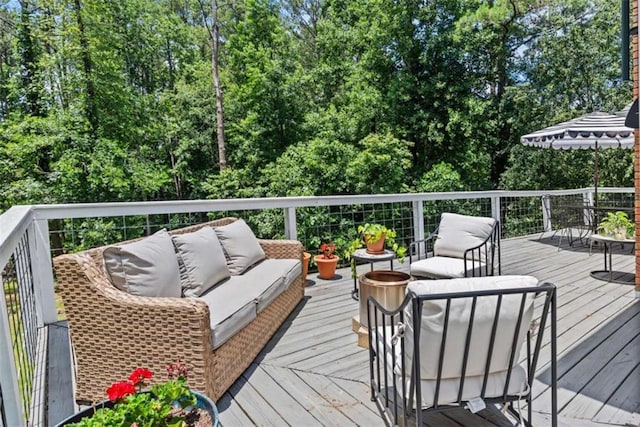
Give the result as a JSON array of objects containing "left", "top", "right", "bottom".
[{"left": 1, "top": 232, "right": 38, "bottom": 422}]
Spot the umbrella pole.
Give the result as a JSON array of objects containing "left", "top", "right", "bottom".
[{"left": 594, "top": 140, "right": 599, "bottom": 227}]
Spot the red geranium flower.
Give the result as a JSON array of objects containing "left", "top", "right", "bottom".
[
  {"left": 128, "top": 368, "right": 153, "bottom": 385},
  {"left": 106, "top": 381, "right": 136, "bottom": 402}
]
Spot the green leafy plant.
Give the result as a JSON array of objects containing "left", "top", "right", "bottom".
[
  {"left": 70, "top": 362, "right": 197, "bottom": 427},
  {"left": 597, "top": 211, "right": 635, "bottom": 239},
  {"left": 344, "top": 224, "right": 407, "bottom": 278}
]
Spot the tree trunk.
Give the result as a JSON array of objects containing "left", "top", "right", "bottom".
[
  {"left": 212, "top": 0, "right": 227, "bottom": 171},
  {"left": 73, "top": 0, "right": 98, "bottom": 134}
]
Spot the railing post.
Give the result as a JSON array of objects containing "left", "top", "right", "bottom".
[
  {"left": 0, "top": 278, "right": 25, "bottom": 427},
  {"left": 491, "top": 195, "right": 501, "bottom": 222},
  {"left": 28, "top": 219, "right": 57, "bottom": 325},
  {"left": 283, "top": 208, "right": 297, "bottom": 241},
  {"left": 585, "top": 190, "right": 594, "bottom": 207},
  {"left": 412, "top": 201, "right": 425, "bottom": 243},
  {"left": 542, "top": 195, "right": 552, "bottom": 232}
]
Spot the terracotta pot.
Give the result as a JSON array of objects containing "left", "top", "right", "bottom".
[
  {"left": 315, "top": 255, "right": 339, "bottom": 279},
  {"left": 365, "top": 233, "right": 386, "bottom": 254},
  {"left": 302, "top": 252, "right": 311, "bottom": 282}
]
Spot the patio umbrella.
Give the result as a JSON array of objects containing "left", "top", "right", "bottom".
[{"left": 520, "top": 110, "right": 634, "bottom": 208}]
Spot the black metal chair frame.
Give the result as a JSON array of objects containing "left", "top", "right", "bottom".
[
  {"left": 543, "top": 195, "right": 594, "bottom": 249},
  {"left": 408, "top": 219, "right": 501, "bottom": 277},
  {"left": 367, "top": 283, "right": 557, "bottom": 427}
]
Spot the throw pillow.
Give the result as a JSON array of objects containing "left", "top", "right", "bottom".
[
  {"left": 214, "top": 219, "right": 266, "bottom": 275},
  {"left": 103, "top": 229, "right": 181, "bottom": 297},
  {"left": 172, "top": 227, "right": 230, "bottom": 297}
]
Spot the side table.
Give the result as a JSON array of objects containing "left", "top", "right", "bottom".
[
  {"left": 350, "top": 248, "right": 395, "bottom": 300},
  {"left": 589, "top": 234, "right": 635, "bottom": 285}
]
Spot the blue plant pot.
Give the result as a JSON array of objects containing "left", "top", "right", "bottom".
[{"left": 55, "top": 390, "right": 219, "bottom": 426}]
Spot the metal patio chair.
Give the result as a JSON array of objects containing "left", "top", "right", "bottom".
[
  {"left": 409, "top": 213, "right": 500, "bottom": 279},
  {"left": 367, "top": 275, "right": 557, "bottom": 427},
  {"left": 543, "top": 195, "right": 594, "bottom": 250}
]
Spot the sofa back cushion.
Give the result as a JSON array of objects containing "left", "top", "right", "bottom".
[
  {"left": 405, "top": 275, "right": 538, "bottom": 380},
  {"left": 172, "top": 227, "right": 230, "bottom": 297},
  {"left": 434, "top": 213, "right": 496, "bottom": 260},
  {"left": 103, "top": 229, "right": 181, "bottom": 297},
  {"left": 214, "top": 219, "right": 266, "bottom": 275}
]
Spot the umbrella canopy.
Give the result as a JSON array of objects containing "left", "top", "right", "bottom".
[
  {"left": 521, "top": 111, "right": 634, "bottom": 149},
  {"left": 520, "top": 110, "right": 634, "bottom": 209}
]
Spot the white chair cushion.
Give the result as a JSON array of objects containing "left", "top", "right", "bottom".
[
  {"left": 405, "top": 276, "right": 539, "bottom": 381},
  {"left": 434, "top": 213, "right": 495, "bottom": 260},
  {"left": 417, "top": 367, "right": 528, "bottom": 408},
  {"left": 103, "top": 229, "right": 181, "bottom": 298},
  {"left": 410, "top": 256, "right": 486, "bottom": 279},
  {"left": 172, "top": 227, "right": 230, "bottom": 297},
  {"left": 214, "top": 219, "right": 266, "bottom": 275},
  {"left": 373, "top": 325, "right": 529, "bottom": 408}
]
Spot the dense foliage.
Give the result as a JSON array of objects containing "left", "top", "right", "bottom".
[{"left": 0, "top": 0, "right": 633, "bottom": 212}]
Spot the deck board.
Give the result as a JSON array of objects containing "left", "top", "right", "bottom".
[{"left": 215, "top": 235, "right": 638, "bottom": 426}]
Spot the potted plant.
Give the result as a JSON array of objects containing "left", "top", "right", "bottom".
[
  {"left": 345, "top": 224, "right": 407, "bottom": 279},
  {"left": 597, "top": 211, "right": 635, "bottom": 239},
  {"left": 56, "top": 362, "right": 218, "bottom": 426},
  {"left": 315, "top": 242, "right": 339, "bottom": 279},
  {"left": 302, "top": 250, "right": 312, "bottom": 284}
]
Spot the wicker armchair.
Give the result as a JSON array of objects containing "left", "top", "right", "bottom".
[{"left": 53, "top": 217, "right": 304, "bottom": 403}]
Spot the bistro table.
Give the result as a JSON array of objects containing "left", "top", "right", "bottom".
[
  {"left": 589, "top": 234, "right": 635, "bottom": 285},
  {"left": 349, "top": 248, "right": 395, "bottom": 300}
]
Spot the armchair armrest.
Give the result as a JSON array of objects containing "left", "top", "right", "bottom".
[
  {"left": 462, "top": 221, "right": 500, "bottom": 276},
  {"left": 258, "top": 239, "right": 303, "bottom": 259},
  {"left": 409, "top": 231, "right": 438, "bottom": 263},
  {"left": 53, "top": 253, "right": 213, "bottom": 402}
]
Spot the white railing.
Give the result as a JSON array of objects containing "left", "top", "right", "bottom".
[{"left": 0, "top": 187, "right": 634, "bottom": 425}]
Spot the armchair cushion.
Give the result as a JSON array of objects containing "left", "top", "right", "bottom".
[
  {"left": 434, "top": 213, "right": 496, "bottom": 260},
  {"left": 374, "top": 326, "right": 528, "bottom": 408},
  {"left": 410, "top": 256, "right": 486, "bottom": 279},
  {"left": 172, "top": 226, "right": 230, "bottom": 297},
  {"left": 215, "top": 219, "right": 266, "bottom": 275},
  {"left": 405, "top": 275, "right": 539, "bottom": 380},
  {"left": 103, "top": 229, "right": 181, "bottom": 298}
]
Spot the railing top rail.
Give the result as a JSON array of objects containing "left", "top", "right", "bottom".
[
  {"left": 0, "top": 206, "right": 33, "bottom": 269},
  {"left": 25, "top": 187, "right": 627, "bottom": 220}
]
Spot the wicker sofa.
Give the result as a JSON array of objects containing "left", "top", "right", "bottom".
[{"left": 53, "top": 217, "right": 304, "bottom": 403}]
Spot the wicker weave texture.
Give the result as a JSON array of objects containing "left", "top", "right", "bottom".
[{"left": 53, "top": 217, "right": 303, "bottom": 403}]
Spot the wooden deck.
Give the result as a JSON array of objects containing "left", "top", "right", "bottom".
[{"left": 216, "top": 234, "right": 639, "bottom": 427}]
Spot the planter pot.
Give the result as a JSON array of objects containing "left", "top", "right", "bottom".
[
  {"left": 358, "top": 270, "right": 411, "bottom": 330},
  {"left": 613, "top": 227, "right": 628, "bottom": 240},
  {"left": 315, "top": 255, "right": 339, "bottom": 279},
  {"left": 365, "top": 233, "right": 386, "bottom": 254},
  {"left": 302, "top": 252, "right": 311, "bottom": 283},
  {"left": 55, "top": 391, "right": 219, "bottom": 427}
]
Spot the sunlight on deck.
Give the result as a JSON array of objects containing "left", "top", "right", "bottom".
[{"left": 216, "top": 235, "right": 638, "bottom": 426}]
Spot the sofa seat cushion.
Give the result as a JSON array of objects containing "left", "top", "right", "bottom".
[
  {"left": 214, "top": 219, "right": 266, "bottom": 275},
  {"left": 197, "top": 258, "right": 301, "bottom": 349},
  {"left": 197, "top": 280, "right": 257, "bottom": 349},
  {"left": 231, "top": 259, "right": 301, "bottom": 312},
  {"left": 410, "top": 256, "right": 486, "bottom": 279},
  {"left": 103, "top": 229, "right": 181, "bottom": 298},
  {"left": 172, "top": 227, "right": 230, "bottom": 297}
]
